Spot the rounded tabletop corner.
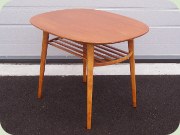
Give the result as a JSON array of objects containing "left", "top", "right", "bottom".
[{"left": 30, "top": 9, "right": 149, "bottom": 44}]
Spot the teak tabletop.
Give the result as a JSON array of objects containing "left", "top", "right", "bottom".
[
  {"left": 30, "top": 9, "right": 149, "bottom": 130},
  {"left": 30, "top": 9, "right": 149, "bottom": 44}
]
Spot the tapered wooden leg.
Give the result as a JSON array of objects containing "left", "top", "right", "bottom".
[
  {"left": 38, "top": 31, "right": 49, "bottom": 99},
  {"left": 83, "top": 45, "right": 87, "bottom": 83},
  {"left": 86, "top": 44, "right": 94, "bottom": 129},
  {"left": 128, "top": 40, "right": 137, "bottom": 108}
]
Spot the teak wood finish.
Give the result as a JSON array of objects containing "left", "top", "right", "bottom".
[
  {"left": 30, "top": 9, "right": 149, "bottom": 129},
  {"left": 38, "top": 31, "right": 49, "bottom": 99}
]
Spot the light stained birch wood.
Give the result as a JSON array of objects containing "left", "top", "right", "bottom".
[
  {"left": 30, "top": 9, "right": 149, "bottom": 44},
  {"left": 32, "top": 9, "right": 149, "bottom": 129},
  {"left": 86, "top": 44, "right": 94, "bottom": 129},
  {"left": 83, "top": 45, "right": 87, "bottom": 83},
  {"left": 94, "top": 52, "right": 132, "bottom": 67},
  {"left": 38, "top": 31, "right": 49, "bottom": 98},
  {"left": 128, "top": 40, "right": 137, "bottom": 107}
]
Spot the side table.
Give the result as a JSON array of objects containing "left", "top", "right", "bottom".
[{"left": 30, "top": 9, "right": 149, "bottom": 129}]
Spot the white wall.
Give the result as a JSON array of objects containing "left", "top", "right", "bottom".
[{"left": 0, "top": 0, "right": 180, "bottom": 59}]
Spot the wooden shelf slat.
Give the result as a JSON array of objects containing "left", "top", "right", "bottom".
[
  {"left": 94, "top": 47, "right": 119, "bottom": 59},
  {"left": 102, "top": 45, "right": 128, "bottom": 54},
  {"left": 94, "top": 52, "right": 113, "bottom": 61},
  {"left": 58, "top": 38, "right": 83, "bottom": 49},
  {"left": 53, "top": 40, "right": 83, "bottom": 54},
  {"left": 96, "top": 45, "right": 125, "bottom": 57},
  {"left": 48, "top": 37, "right": 130, "bottom": 66},
  {"left": 49, "top": 42, "right": 83, "bottom": 58}
]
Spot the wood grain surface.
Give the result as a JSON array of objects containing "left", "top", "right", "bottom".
[{"left": 30, "top": 9, "right": 149, "bottom": 44}]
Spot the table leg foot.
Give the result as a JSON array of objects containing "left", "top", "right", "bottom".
[{"left": 133, "top": 102, "right": 137, "bottom": 108}]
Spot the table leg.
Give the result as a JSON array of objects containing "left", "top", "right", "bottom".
[
  {"left": 128, "top": 40, "right": 137, "bottom": 108},
  {"left": 86, "top": 44, "right": 94, "bottom": 129},
  {"left": 83, "top": 45, "right": 87, "bottom": 83},
  {"left": 38, "top": 31, "right": 49, "bottom": 99}
]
